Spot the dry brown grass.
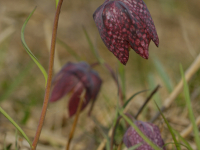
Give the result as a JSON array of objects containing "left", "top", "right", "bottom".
[{"left": 0, "top": 0, "right": 200, "bottom": 150}]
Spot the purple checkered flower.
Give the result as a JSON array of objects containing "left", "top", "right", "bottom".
[
  {"left": 93, "top": 0, "right": 159, "bottom": 65},
  {"left": 49, "top": 62, "right": 102, "bottom": 117},
  {"left": 123, "top": 121, "right": 166, "bottom": 149}
]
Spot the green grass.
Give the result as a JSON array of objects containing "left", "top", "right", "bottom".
[
  {"left": 155, "top": 102, "right": 181, "bottom": 150},
  {"left": 180, "top": 65, "right": 200, "bottom": 149},
  {"left": 0, "top": 106, "right": 31, "bottom": 147},
  {"left": 21, "top": 7, "right": 47, "bottom": 86},
  {"left": 153, "top": 58, "right": 173, "bottom": 92}
]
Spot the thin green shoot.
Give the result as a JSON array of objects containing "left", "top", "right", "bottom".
[
  {"left": 0, "top": 106, "right": 32, "bottom": 147},
  {"left": 180, "top": 65, "right": 200, "bottom": 149},
  {"left": 155, "top": 102, "right": 181, "bottom": 150},
  {"left": 123, "top": 89, "right": 149, "bottom": 109},
  {"left": 163, "top": 142, "right": 191, "bottom": 150},
  {"left": 21, "top": 7, "right": 48, "bottom": 86},
  {"left": 119, "top": 110, "right": 162, "bottom": 150},
  {"left": 153, "top": 58, "right": 173, "bottom": 92},
  {"left": 148, "top": 73, "right": 161, "bottom": 106},
  {"left": 118, "top": 62, "right": 126, "bottom": 101},
  {"left": 173, "top": 130, "right": 193, "bottom": 150}
]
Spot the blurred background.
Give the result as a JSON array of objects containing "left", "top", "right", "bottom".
[{"left": 0, "top": 0, "right": 200, "bottom": 149}]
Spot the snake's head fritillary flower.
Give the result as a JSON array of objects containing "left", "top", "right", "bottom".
[
  {"left": 123, "top": 121, "right": 166, "bottom": 150},
  {"left": 49, "top": 62, "right": 102, "bottom": 117},
  {"left": 93, "top": 0, "right": 159, "bottom": 65}
]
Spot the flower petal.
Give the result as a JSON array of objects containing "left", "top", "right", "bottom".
[
  {"left": 50, "top": 62, "right": 102, "bottom": 117},
  {"left": 68, "top": 83, "right": 91, "bottom": 117},
  {"left": 123, "top": 121, "right": 166, "bottom": 150},
  {"left": 50, "top": 62, "right": 92, "bottom": 102},
  {"left": 114, "top": 1, "right": 150, "bottom": 59},
  {"left": 68, "top": 83, "right": 84, "bottom": 117},
  {"left": 94, "top": 1, "right": 130, "bottom": 65},
  {"left": 87, "top": 70, "right": 102, "bottom": 115},
  {"left": 119, "top": 0, "right": 159, "bottom": 46},
  {"left": 90, "top": 70, "right": 102, "bottom": 99},
  {"left": 50, "top": 73, "right": 78, "bottom": 102}
]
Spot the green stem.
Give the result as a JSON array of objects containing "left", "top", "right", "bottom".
[
  {"left": 31, "top": 0, "right": 64, "bottom": 149},
  {"left": 0, "top": 106, "right": 31, "bottom": 146}
]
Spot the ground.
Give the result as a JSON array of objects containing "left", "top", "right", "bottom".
[{"left": 0, "top": 0, "right": 200, "bottom": 150}]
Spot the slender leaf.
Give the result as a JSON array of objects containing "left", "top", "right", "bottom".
[
  {"left": 155, "top": 102, "right": 181, "bottom": 150},
  {"left": 163, "top": 142, "right": 191, "bottom": 150},
  {"left": 173, "top": 130, "right": 193, "bottom": 150},
  {"left": 154, "top": 58, "right": 173, "bottom": 92},
  {"left": 180, "top": 65, "right": 200, "bottom": 149},
  {"left": 21, "top": 7, "right": 48, "bottom": 86},
  {"left": 0, "top": 106, "right": 31, "bottom": 147},
  {"left": 123, "top": 89, "right": 149, "bottom": 109},
  {"left": 148, "top": 73, "right": 161, "bottom": 106},
  {"left": 119, "top": 110, "right": 162, "bottom": 150}
]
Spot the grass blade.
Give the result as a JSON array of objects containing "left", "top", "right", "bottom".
[
  {"left": 173, "top": 130, "right": 193, "bottom": 150},
  {"left": 123, "top": 89, "right": 149, "bottom": 109},
  {"left": 0, "top": 106, "right": 31, "bottom": 147},
  {"left": 118, "top": 62, "right": 126, "bottom": 101},
  {"left": 119, "top": 110, "right": 162, "bottom": 150},
  {"left": 163, "top": 142, "right": 191, "bottom": 150},
  {"left": 148, "top": 73, "right": 161, "bottom": 106},
  {"left": 180, "top": 65, "right": 200, "bottom": 149},
  {"left": 154, "top": 58, "right": 173, "bottom": 92},
  {"left": 155, "top": 102, "right": 181, "bottom": 150},
  {"left": 21, "top": 7, "right": 48, "bottom": 86}
]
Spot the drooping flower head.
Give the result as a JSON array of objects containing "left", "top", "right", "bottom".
[
  {"left": 49, "top": 62, "right": 102, "bottom": 117},
  {"left": 123, "top": 121, "right": 166, "bottom": 150},
  {"left": 93, "top": 0, "right": 159, "bottom": 65}
]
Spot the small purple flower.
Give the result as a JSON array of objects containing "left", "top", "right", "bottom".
[
  {"left": 49, "top": 62, "right": 102, "bottom": 117},
  {"left": 123, "top": 121, "right": 166, "bottom": 150},
  {"left": 93, "top": 0, "right": 159, "bottom": 65}
]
